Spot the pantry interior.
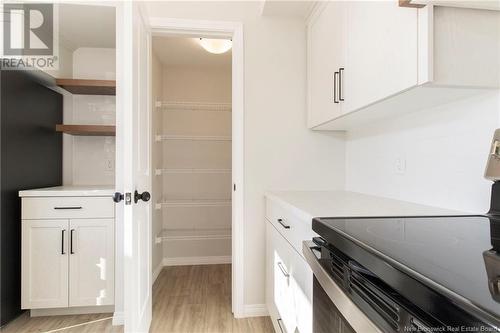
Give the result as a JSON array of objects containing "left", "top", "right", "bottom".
[{"left": 151, "top": 35, "right": 233, "bottom": 270}]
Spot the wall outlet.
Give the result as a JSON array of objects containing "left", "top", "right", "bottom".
[
  {"left": 395, "top": 156, "right": 406, "bottom": 175},
  {"left": 105, "top": 158, "right": 115, "bottom": 172}
]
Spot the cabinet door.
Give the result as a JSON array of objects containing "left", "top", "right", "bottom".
[
  {"left": 69, "top": 219, "right": 114, "bottom": 307},
  {"left": 267, "top": 222, "right": 296, "bottom": 333},
  {"left": 307, "top": 2, "right": 346, "bottom": 128},
  {"left": 343, "top": 1, "right": 418, "bottom": 114},
  {"left": 22, "top": 219, "right": 69, "bottom": 309}
]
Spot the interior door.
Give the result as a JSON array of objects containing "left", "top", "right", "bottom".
[
  {"left": 69, "top": 219, "right": 114, "bottom": 307},
  {"left": 118, "top": 2, "right": 153, "bottom": 332}
]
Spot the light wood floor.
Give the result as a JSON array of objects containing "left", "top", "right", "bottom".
[{"left": 1, "top": 264, "right": 274, "bottom": 333}]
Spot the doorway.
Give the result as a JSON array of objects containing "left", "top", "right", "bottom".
[
  {"left": 148, "top": 34, "right": 240, "bottom": 329},
  {"left": 117, "top": 11, "right": 246, "bottom": 330},
  {"left": 145, "top": 19, "right": 246, "bottom": 323},
  {"left": 151, "top": 35, "right": 232, "bottom": 271}
]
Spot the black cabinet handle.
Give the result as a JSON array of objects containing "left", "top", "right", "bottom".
[
  {"left": 277, "top": 218, "right": 290, "bottom": 229},
  {"left": 339, "top": 67, "right": 344, "bottom": 101},
  {"left": 70, "top": 229, "right": 75, "bottom": 254},
  {"left": 277, "top": 262, "right": 290, "bottom": 278},
  {"left": 334, "top": 71, "right": 340, "bottom": 103},
  {"left": 61, "top": 229, "right": 66, "bottom": 255},
  {"left": 54, "top": 206, "right": 82, "bottom": 210},
  {"left": 277, "top": 318, "right": 285, "bottom": 333}
]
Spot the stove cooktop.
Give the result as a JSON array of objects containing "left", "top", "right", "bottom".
[{"left": 313, "top": 215, "right": 500, "bottom": 322}]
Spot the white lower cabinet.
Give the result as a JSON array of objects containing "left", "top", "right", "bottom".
[
  {"left": 21, "top": 194, "right": 115, "bottom": 310},
  {"left": 69, "top": 219, "right": 114, "bottom": 307},
  {"left": 266, "top": 221, "right": 313, "bottom": 333},
  {"left": 21, "top": 220, "right": 69, "bottom": 309}
]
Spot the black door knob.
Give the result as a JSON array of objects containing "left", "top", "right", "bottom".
[
  {"left": 134, "top": 190, "right": 151, "bottom": 204},
  {"left": 113, "top": 192, "right": 124, "bottom": 203}
]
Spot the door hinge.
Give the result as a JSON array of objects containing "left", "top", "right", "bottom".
[{"left": 233, "top": 184, "right": 236, "bottom": 191}]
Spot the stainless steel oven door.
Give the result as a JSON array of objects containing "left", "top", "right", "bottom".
[{"left": 302, "top": 241, "right": 382, "bottom": 333}]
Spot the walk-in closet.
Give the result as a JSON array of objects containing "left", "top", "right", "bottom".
[{"left": 151, "top": 36, "right": 232, "bottom": 270}]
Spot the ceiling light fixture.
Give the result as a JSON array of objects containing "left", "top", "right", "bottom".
[{"left": 198, "top": 38, "right": 232, "bottom": 54}]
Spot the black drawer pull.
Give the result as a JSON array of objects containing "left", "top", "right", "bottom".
[
  {"left": 70, "top": 229, "right": 75, "bottom": 254},
  {"left": 277, "top": 218, "right": 290, "bottom": 229},
  {"left": 334, "top": 71, "right": 340, "bottom": 103},
  {"left": 54, "top": 206, "right": 82, "bottom": 210},
  {"left": 339, "top": 67, "right": 344, "bottom": 101},
  {"left": 61, "top": 229, "right": 66, "bottom": 255},
  {"left": 277, "top": 262, "right": 290, "bottom": 278},
  {"left": 277, "top": 318, "right": 285, "bottom": 333}
]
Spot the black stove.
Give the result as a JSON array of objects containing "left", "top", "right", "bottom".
[
  {"left": 312, "top": 214, "right": 500, "bottom": 331},
  {"left": 306, "top": 129, "right": 500, "bottom": 332}
]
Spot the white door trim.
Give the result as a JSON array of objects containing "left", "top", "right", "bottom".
[{"left": 147, "top": 17, "right": 245, "bottom": 318}]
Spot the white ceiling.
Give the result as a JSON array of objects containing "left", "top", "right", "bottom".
[
  {"left": 152, "top": 36, "right": 232, "bottom": 67},
  {"left": 58, "top": 4, "right": 115, "bottom": 51},
  {"left": 260, "top": 0, "right": 314, "bottom": 19}
]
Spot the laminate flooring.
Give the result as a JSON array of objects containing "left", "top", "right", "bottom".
[{"left": 1, "top": 264, "right": 274, "bottom": 333}]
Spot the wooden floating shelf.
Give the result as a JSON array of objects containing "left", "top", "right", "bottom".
[
  {"left": 55, "top": 78, "right": 116, "bottom": 95},
  {"left": 55, "top": 124, "right": 116, "bottom": 136}
]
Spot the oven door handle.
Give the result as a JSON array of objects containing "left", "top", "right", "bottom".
[{"left": 302, "top": 241, "right": 382, "bottom": 333}]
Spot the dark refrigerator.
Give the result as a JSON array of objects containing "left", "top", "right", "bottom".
[{"left": 0, "top": 69, "right": 62, "bottom": 326}]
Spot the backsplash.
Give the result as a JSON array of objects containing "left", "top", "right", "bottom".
[
  {"left": 345, "top": 91, "right": 500, "bottom": 214},
  {"left": 62, "top": 47, "right": 116, "bottom": 186}
]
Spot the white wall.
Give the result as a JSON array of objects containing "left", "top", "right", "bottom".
[
  {"left": 145, "top": 1, "right": 346, "bottom": 308},
  {"left": 162, "top": 65, "right": 232, "bottom": 102},
  {"left": 44, "top": 44, "right": 74, "bottom": 79},
  {"left": 346, "top": 91, "right": 500, "bottom": 214},
  {"left": 63, "top": 47, "right": 116, "bottom": 186}
]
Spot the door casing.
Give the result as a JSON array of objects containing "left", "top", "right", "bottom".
[
  {"left": 115, "top": 10, "right": 246, "bottom": 327},
  {"left": 148, "top": 16, "right": 245, "bottom": 318}
]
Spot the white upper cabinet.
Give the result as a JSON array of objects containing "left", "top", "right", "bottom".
[
  {"left": 343, "top": 1, "right": 418, "bottom": 114},
  {"left": 307, "top": 1, "right": 500, "bottom": 130},
  {"left": 307, "top": 2, "right": 346, "bottom": 128},
  {"left": 431, "top": 6, "right": 500, "bottom": 88}
]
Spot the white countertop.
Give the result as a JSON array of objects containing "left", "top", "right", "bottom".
[
  {"left": 265, "top": 190, "right": 466, "bottom": 222},
  {"left": 19, "top": 185, "right": 115, "bottom": 197}
]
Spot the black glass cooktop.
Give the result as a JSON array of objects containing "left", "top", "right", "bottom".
[{"left": 313, "top": 215, "right": 500, "bottom": 323}]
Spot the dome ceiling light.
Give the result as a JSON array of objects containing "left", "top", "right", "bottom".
[{"left": 198, "top": 38, "right": 232, "bottom": 54}]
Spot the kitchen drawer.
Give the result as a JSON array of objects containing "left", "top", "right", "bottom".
[
  {"left": 267, "top": 221, "right": 313, "bottom": 333},
  {"left": 266, "top": 196, "right": 316, "bottom": 258},
  {"left": 22, "top": 197, "right": 114, "bottom": 220},
  {"left": 267, "top": 222, "right": 296, "bottom": 333}
]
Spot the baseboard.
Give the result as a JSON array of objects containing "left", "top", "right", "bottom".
[
  {"left": 163, "top": 255, "right": 231, "bottom": 266},
  {"left": 30, "top": 305, "right": 114, "bottom": 317},
  {"left": 152, "top": 261, "right": 164, "bottom": 284},
  {"left": 243, "top": 304, "right": 269, "bottom": 317},
  {"left": 112, "top": 311, "right": 124, "bottom": 326}
]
